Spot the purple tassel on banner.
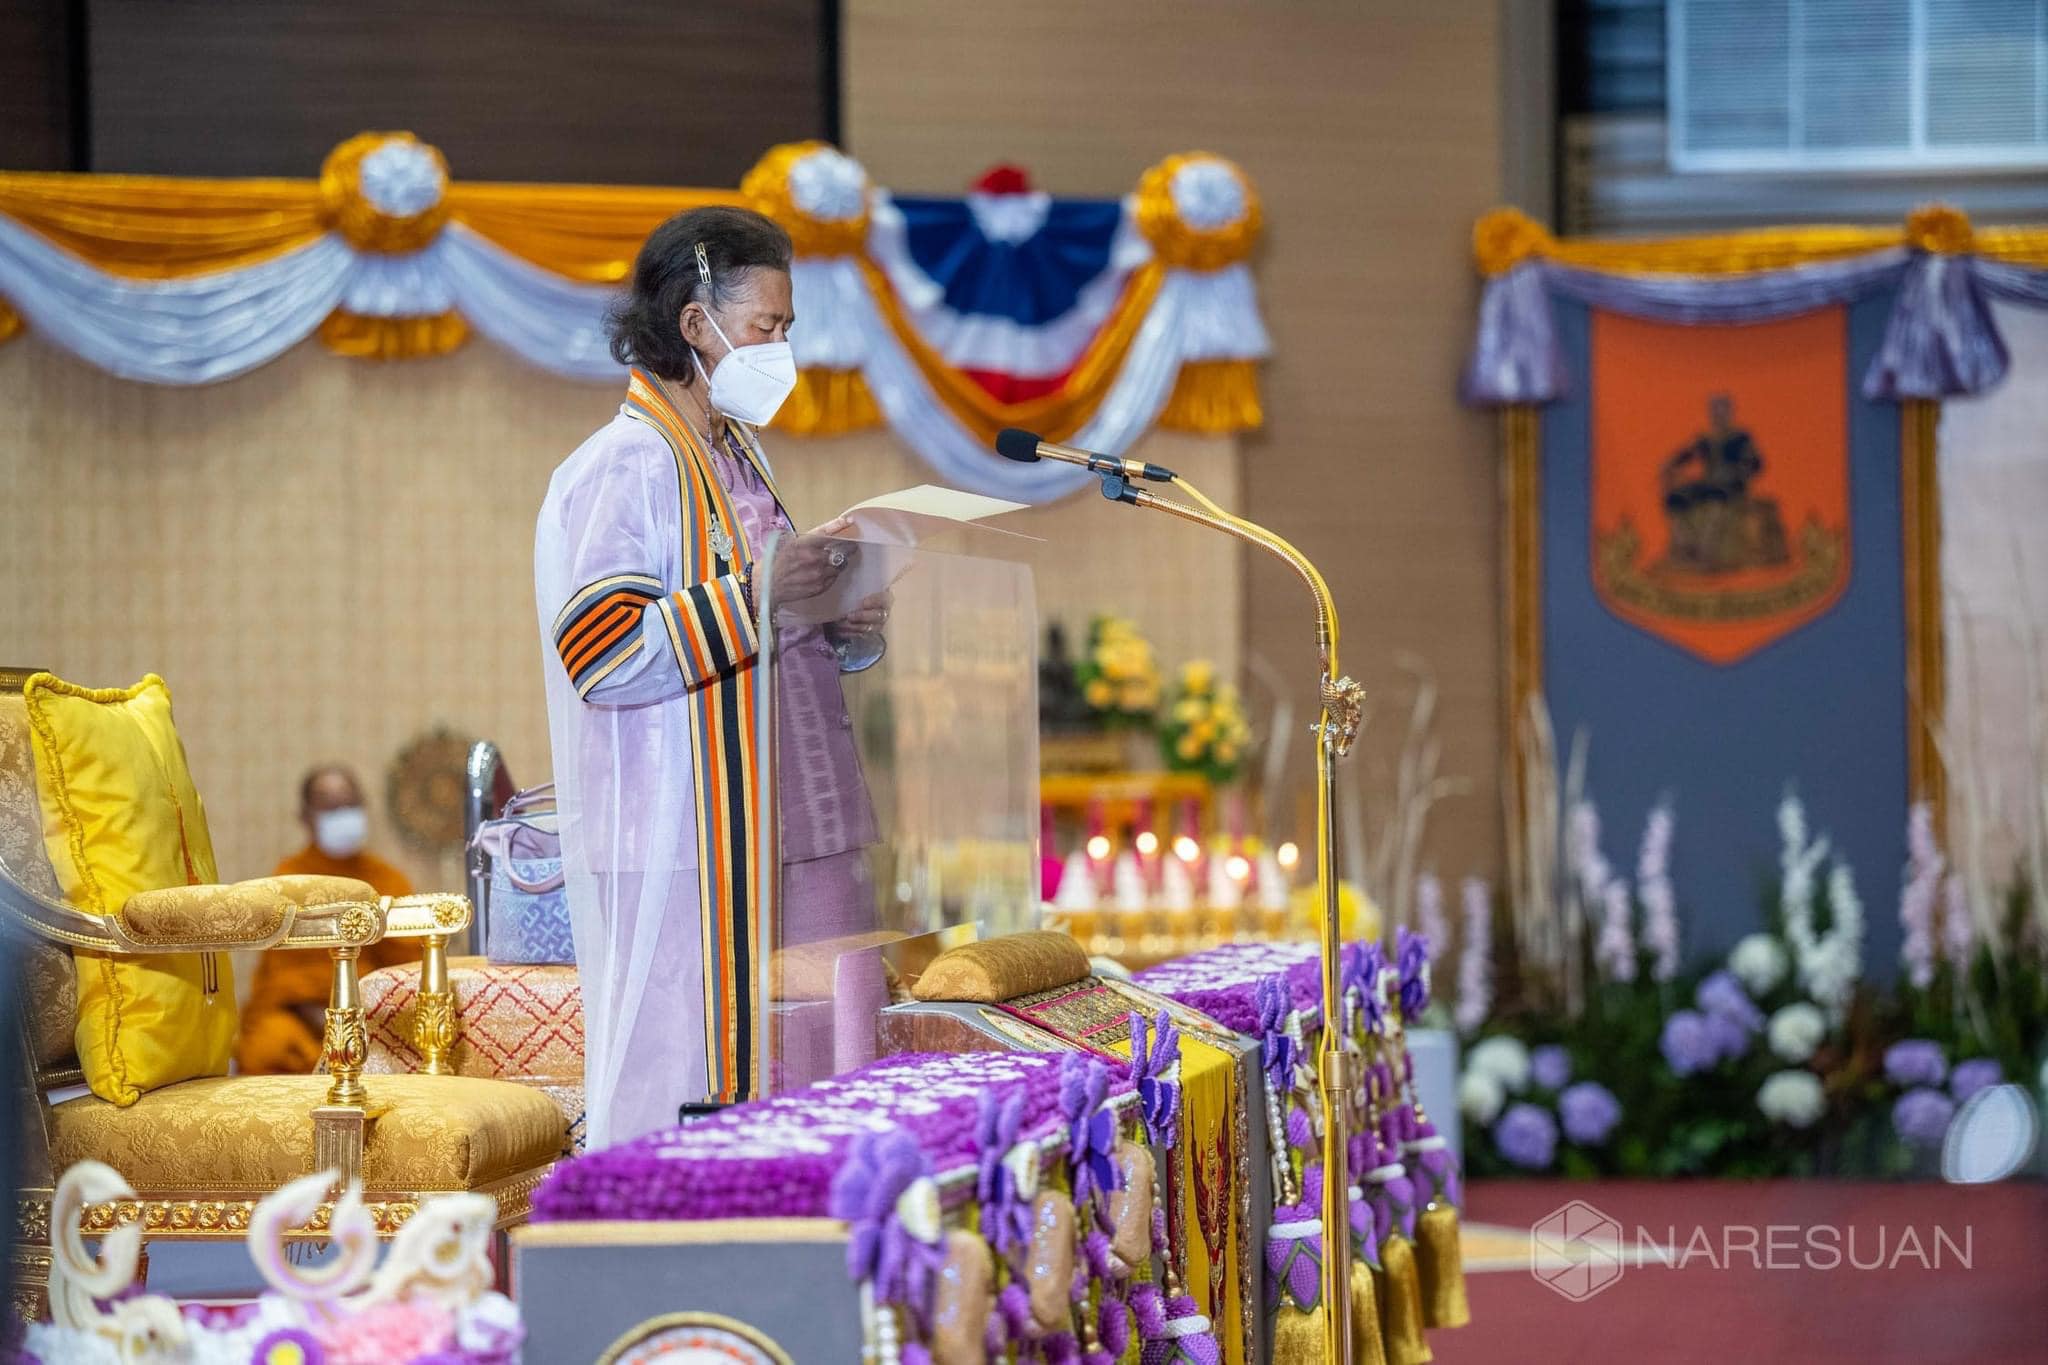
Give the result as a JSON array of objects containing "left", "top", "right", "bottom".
[
  {"left": 1461, "top": 263, "right": 1571, "bottom": 405},
  {"left": 1864, "top": 253, "right": 2010, "bottom": 399}
]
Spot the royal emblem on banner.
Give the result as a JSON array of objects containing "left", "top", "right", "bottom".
[{"left": 1589, "top": 308, "right": 1852, "bottom": 664}]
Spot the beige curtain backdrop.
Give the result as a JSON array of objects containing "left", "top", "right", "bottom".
[
  {"left": 0, "top": 336, "right": 1239, "bottom": 890},
  {"left": 847, "top": 0, "right": 1508, "bottom": 884}
]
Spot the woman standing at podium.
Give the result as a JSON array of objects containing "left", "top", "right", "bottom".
[{"left": 534, "top": 207, "right": 881, "bottom": 1148}]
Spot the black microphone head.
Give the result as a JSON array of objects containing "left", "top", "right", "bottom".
[{"left": 995, "top": 428, "right": 1043, "bottom": 462}]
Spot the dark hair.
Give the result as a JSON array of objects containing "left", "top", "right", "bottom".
[
  {"left": 299, "top": 763, "right": 360, "bottom": 810},
  {"left": 607, "top": 206, "right": 794, "bottom": 379}
]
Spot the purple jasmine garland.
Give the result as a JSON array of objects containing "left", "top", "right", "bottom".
[
  {"left": 1396, "top": 927, "right": 1431, "bottom": 1020},
  {"left": 1559, "top": 1082, "right": 1621, "bottom": 1145},
  {"left": 533, "top": 1052, "right": 1125, "bottom": 1223},
  {"left": 1883, "top": 1039, "right": 1948, "bottom": 1089},
  {"left": 1493, "top": 1103, "right": 1558, "bottom": 1171}
]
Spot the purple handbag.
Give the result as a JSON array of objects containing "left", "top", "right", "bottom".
[{"left": 471, "top": 784, "right": 572, "bottom": 965}]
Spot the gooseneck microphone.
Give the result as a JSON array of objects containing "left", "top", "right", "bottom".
[{"left": 995, "top": 428, "right": 1177, "bottom": 483}]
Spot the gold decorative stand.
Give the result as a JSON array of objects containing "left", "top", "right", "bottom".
[{"left": 1083, "top": 463, "right": 1365, "bottom": 1362}]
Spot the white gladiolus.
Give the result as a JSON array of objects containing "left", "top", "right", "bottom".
[
  {"left": 1756, "top": 1070, "right": 1827, "bottom": 1129},
  {"left": 1766, "top": 1003, "right": 1827, "bottom": 1063},
  {"left": 1728, "top": 933, "right": 1789, "bottom": 996},
  {"left": 1466, "top": 1035, "right": 1532, "bottom": 1092},
  {"left": 1458, "top": 1068, "right": 1506, "bottom": 1126}
]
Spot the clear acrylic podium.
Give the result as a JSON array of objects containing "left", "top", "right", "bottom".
[{"left": 751, "top": 528, "right": 1039, "bottom": 1093}]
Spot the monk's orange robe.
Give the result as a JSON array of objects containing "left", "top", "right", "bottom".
[{"left": 233, "top": 847, "right": 416, "bottom": 1075}]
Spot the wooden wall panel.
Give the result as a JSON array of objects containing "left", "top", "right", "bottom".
[
  {"left": 0, "top": 0, "right": 77, "bottom": 171},
  {"left": 85, "top": 0, "right": 830, "bottom": 184},
  {"left": 846, "top": 1, "right": 1507, "bottom": 881}
]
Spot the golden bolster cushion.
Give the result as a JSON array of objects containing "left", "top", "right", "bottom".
[
  {"left": 49, "top": 1073, "right": 565, "bottom": 1190},
  {"left": 773, "top": 929, "right": 908, "bottom": 1001},
  {"left": 118, "top": 875, "right": 378, "bottom": 947},
  {"left": 25, "top": 672, "right": 237, "bottom": 1105},
  {"left": 911, "top": 930, "right": 1092, "bottom": 1003}
]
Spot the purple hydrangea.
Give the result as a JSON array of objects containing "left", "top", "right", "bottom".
[
  {"left": 1695, "top": 970, "right": 1764, "bottom": 1033},
  {"left": 1703, "top": 1011, "right": 1754, "bottom": 1065},
  {"left": 1559, "top": 1082, "right": 1622, "bottom": 1145},
  {"left": 1892, "top": 1087, "right": 1956, "bottom": 1147},
  {"left": 1530, "top": 1044, "right": 1572, "bottom": 1091},
  {"left": 1493, "top": 1102, "right": 1559, "bottom": 1171},
  {"left": 1660, "top": 1009, "right": 1719, "bottom": 1077},
  {"left": 1883, "top": 1039, "right": 1948, "bottom": 1089},
  {"left": 1950, "top": 1058, "right": 2003, "bottom": 1103}
]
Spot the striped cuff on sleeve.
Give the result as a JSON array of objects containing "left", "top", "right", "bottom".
[
  {"left": 554, "top": 574, "right": 663, "bottom": 697},
  {"left": 657, "top": 573, "right": 759, "bottom": 686}
]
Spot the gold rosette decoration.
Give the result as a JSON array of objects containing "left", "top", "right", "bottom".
[
  {"left": 743, "top": 141, "right": 881, "bottom": 435},
  {"left": 1138, "top": 152, "right": 1266, "bottom": 432},
  {"left": 317, "top": 131, "right": 468, "bottom": 359},
  {"left": 1906, "top": 203, "right": 1974, "bottom": 256},
  {"left": 1472, "top": 206, "right": 1552, "bottom": 277}
]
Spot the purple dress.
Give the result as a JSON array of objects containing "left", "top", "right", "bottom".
[{"left": 706, "top": 432, "right": 879, "bottom": 934}]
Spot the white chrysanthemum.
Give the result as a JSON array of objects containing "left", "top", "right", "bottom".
[
  {"left": 1728, "top": 933, "right": 1789, "bottom": 996},
  {"left": 1170, "top": 158, "right": 1246, "bottom": 229},
  {"left": 358, "top": 139, "right": 445, "bottom": 217},
  {"left": 1756, "top": 1069, "right": 1826, "bottom": 1128},
  {"left": 1466, "top": 1034, "right": 1531, "bottom": 1092},
  {"left": 1766, "top": 1002, "right": 1827, "bottom": 1063},
  {"left": 1458, "top": 1068, "right": 1506, "bottom": 1126},
  {"left": 787, "top": 147, "right": 868, "bottom": 222}
]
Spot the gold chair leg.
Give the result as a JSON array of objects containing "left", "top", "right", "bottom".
[
  {"left": 314, "top": 942, "right": 370, "bottom": 1182},
  {"left": 10, "top": 1194, "right": 51, "bottom": 1323},
  {"left": 414, "top": 932, "right": 457, "bottom": 1075}
]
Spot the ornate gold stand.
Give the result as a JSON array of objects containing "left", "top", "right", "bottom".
[{"left": 1106, "top": 473, "right": 1364, "bottom": 1362}]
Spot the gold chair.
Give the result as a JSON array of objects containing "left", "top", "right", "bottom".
[{"left": 0, "top": 671, "right": 565, "bottom": 1320}]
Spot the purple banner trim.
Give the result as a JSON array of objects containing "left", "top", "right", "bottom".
[{"left": 1460, "top": 249, "right": 2048, "bottom": 408}]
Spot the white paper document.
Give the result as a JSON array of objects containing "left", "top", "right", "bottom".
[{"left": 774, "top": 485, "right": 1027, "bottom": 625}]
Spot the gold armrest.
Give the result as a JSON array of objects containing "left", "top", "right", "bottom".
[
  {"left": 117, "top": 875, "right": 377, "bottom": 951},
  {"left": 380, "top": 893, "right": 472, "bottom": 1076}
]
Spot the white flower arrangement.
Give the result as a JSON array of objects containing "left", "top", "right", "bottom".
[
  {"left": 1458, "top": 1068, "right": 1506, "bottom": 1126},
  {"left": 1766, "top": 1002, "right": 1827, "bottom": 1063},
  {"left": 1465, "top": 1034, "right": 1531, "bottom": 1092},
  {"left": 1727, "top": 932, "right": 1789, "bottom": 996},
  {"left": 1777, "top": 794, "right": 1863, "bottom": 1019},
  {"left": 1756, "top": 1069, "right": 1827, "bottom": 1128}
]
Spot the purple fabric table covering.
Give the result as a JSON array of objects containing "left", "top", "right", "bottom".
[
  {"left": 1131, "top": 940, "right": 1327, "bottom": 1034},
  {"left": 533, "top": 1050, "right": 1135, "bottom": 1223}
]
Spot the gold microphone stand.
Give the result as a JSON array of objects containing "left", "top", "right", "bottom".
[{"left": 1098, "top": 468, "right": 1363, "bottom": 1362}]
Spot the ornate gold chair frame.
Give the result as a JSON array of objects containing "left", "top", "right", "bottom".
[{"left": 2, "top": 674, "right": 554, "bottom": 1321}]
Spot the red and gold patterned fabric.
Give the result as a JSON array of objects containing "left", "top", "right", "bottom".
[{"left": 361, "top": 956, "right": 586, "bottom": 1154}]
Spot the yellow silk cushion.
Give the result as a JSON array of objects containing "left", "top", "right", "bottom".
[
  {"left": 48, "top": 1073, "right": 566, "bottom": 1191},
  {"left": 911, "top": 930, "right": 1092, "bottom": 1003},
  {"left": 24, "top": 672, "right": 237, "bottom": 1105}
]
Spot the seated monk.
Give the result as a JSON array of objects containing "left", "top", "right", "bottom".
[{"left": 234, "top": 764, "right": 417, "bottom": 1074}]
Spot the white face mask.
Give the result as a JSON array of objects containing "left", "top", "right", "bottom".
[
  {"left": 692, "top": 307, "right": 797, "bottom": 426},
  {"left": 314, "top": 806, "right": 369, "bottom": 860}
]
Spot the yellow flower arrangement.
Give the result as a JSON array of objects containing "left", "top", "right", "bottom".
[
  {"left": 1073, "top": 616, "right": 1163, "bottom": 729},
  {"left": 1157, "top": 658, "right": 1253, "bottom": 784}
]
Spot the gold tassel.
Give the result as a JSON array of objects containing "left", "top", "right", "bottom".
[
  {"left": 1375, "top": 1235, "right": 1432, "bottom": 1365},
  {"left": 1416, "top": 1204, "right": 1471, "bottom": 1330},
  {"left": 1350, "top": 1259, "right": 1389, "bottom": 1365},
  {"left": 1269, "top": 1304, "right": 1329, "bottom": 1365}
]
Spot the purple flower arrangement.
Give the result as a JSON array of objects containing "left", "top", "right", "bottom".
[
  {"left": 1529, "top": 1044, "right": 1572, "bottom": 1091},
  {"left": 1882, "top": 1039, "right": 1947, "bottom": 1089},
  {"left": 1558, "top": 1083, "right": 1621, "bottom": 1145},
  {"left": 1493, "top": 1103, "right": 1558, "bottom": 1171}
]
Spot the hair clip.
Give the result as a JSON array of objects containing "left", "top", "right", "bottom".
[{"left": 694, "top": 241, "right": 712, "bottom": 285}]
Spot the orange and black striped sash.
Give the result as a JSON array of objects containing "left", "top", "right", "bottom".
[{"left": 620, "top": 370, "right": 772, "bottom": 1105}]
